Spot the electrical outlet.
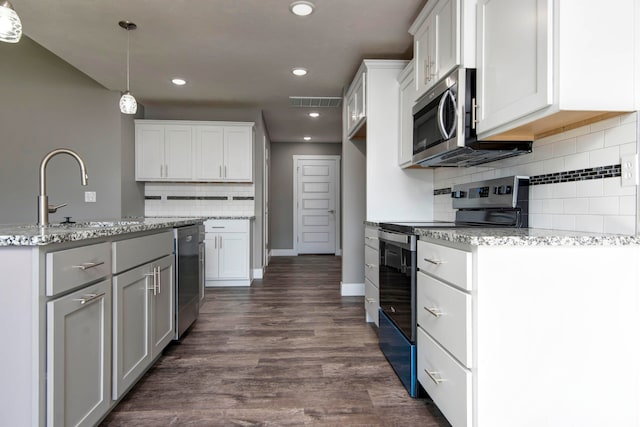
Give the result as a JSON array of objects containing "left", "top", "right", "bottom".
[
  {"left": 84, "top": 191, "right": 97, "bottom": 202},
  {"left": 621, "top": 154, "right": 639, "bottom": 187}
]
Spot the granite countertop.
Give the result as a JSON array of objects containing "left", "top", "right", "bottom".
[
  {"left": 416, "top": 227, "right": 640, "bottom": 247},
  {"left": 364, "top": 221, "right": 380, "bottom": 227},
  {"left": 204, "top": 215, "right": 256, "bottom": 220},
  {"left": 0, "top": 217, "right": 206, "bottom": 247}
]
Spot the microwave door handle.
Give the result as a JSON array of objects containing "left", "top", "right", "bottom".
[{"left": 437, "top": 90, "right": 457, "bottom": 140}]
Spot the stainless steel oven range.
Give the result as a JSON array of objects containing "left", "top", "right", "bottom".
[{"left": 377, "top": 175, "right": 529, "bottom": 397}]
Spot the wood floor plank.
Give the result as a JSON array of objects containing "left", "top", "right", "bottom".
[{"left": 101, "top": 255, "right": 450, "bottom": 426}]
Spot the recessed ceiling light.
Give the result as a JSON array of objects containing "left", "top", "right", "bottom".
[
  {"left": 171, "top": 78, "right": 187, "bottom": 86},
  {"left": 290, "top": 1, "right": 315, "bottom": 16},
  {"left": 292, "top": 67, "right": 308, "bottom": 76},
  {"left": 308, "top": 112, "right": 320, "bottom": 118},
  {"left": 303, "top": 136, "right": 311, "bottom": 141}
]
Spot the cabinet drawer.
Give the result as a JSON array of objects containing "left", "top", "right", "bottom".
[
  {"left": 364, "top": 245, "right": 379, "bottom": 286},
  {"left": 364, "top": 278, "right": 379, "bottom": 326},
  {"left": 205, "top": 219, "right": 249, "bottom": 233},
  {"left": 417, "top": 240, "right": 471, "bottom": 290},
  {"left": 46, "top": 242, "right": 111, "bottom": 296},
  {"left": 112, "top": 231, "right": 174, "bottom": 274},
  {"left": 364, "top": 226, "right": 379, "bottom": 249},
  {"left": 417, "top": 327, "right": 471, "bottom": 427},
  {"left": 417, "top": 271, "right": 472, "bottom": 367}
]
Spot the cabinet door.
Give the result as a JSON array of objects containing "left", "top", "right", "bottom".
[
  {"left": 346, "top": 72, "right": 366, "bottom": 137},
  {"left": 435, "top": 0, "right": 457, "bottom": 79},
  {"left": 398, "top": 61, "right": 416, "bottom": 167},
  {"left": 204, "top": 236, "right": 220, "bottom": 280},
  {"left": 136, "top": 124, "right": 165, "bottom": 180},
  {"left": 164, "top": 125, "right": 193, "bottom": 180},
  {"left": 415, "top": 13, "right": 436, "bottom": 96},
  {"left": 476, "top": 0, "right": 552, "bottom": 134},
  {"left": 112, "top": 264, "right": 151, "bottom": 400},
  {"left": 224, "top": 126, "right": 253, "bottom": 182},
  {"left": 194, "top": 126, "right": 224, "bottom": 180},
  {"left": 152, "top": 255, "right": 175, "bottom": 357},
  {"left": 47, "top": 279, "right": 111, "bottom": 427},
  {"left": 218, "top": 232, "right": 249, "bottom": 279}
]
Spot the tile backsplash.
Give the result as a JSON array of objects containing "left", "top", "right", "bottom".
[
  {"left": 144, "top": 182, "right": 255, "bottom": 217},
  {"left": 433, "top": 112, "right": 638, "bottom": 235}
]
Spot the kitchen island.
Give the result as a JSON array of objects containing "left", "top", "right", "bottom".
[
  {"left": 414, "top": 227, "right": 640, "bottom": 427},
  {"left": 0, "top": 217, "right": 204, "bottom": 427}
]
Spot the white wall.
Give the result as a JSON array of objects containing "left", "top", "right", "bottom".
[{"left": 433, "top": 113, "right": 638, "bottom": 235}]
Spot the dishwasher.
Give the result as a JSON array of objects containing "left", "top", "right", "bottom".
[{"left": 174, "top": 225, "right": 200, "bottom": 340}]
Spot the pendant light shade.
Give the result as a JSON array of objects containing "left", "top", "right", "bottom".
[
  {"left": 0, "top": 0, "right": 22, "bottom": 43},
  {"left": 119, "top": 91, "right": 137, "bottom": 114},
  {"left": 119, "top": 21, "right": 137, "bottom": 114}
]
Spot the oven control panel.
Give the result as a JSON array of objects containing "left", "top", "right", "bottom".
[{"left": 451, "top": 176, "right": 528, "bottom": 209}]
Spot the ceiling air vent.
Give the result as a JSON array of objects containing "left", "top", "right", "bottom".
[{"left": 289, "top": 96, "right": 342, "bottom": 108}]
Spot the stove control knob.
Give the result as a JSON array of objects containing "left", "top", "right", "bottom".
[
  {"left": 494, "top": 185, "right": 512, "bottom": 195},
  {"left": 451, "top": 190, "right": 466, "bottom": 199}
]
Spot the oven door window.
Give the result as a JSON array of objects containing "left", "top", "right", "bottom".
[{"left": 379, "top": 240, "right": 415, "bottom": 341}]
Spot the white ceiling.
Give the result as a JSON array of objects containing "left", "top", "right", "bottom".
[{"left": 11, "top": 0, "right": 426, "bottom": 143}]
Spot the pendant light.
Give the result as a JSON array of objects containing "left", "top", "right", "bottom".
[
  {"left": 119, "top": 20, "right": 137, "bottom": 115},
  {"left": 0, "top": 0, "right": 22, "bottom": 43}
]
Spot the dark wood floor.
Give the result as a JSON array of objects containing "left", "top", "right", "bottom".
[{"left": 101, "top": 255, "right": 450, "bottom": 426}]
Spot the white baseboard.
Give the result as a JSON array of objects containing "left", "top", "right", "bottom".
[
  {"left": 271, "top": 249, "right": 298, "bottom": 256},
  {"left": 341, "top": 282, "right": 365, "bottom": 296},
  {"left": 205, "top": 279, "right": 252, "bottom": 287},
  {"left": 252, "top": 268, "right": 264, "bottom": 279}
]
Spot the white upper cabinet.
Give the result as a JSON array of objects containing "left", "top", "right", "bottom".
[
  {"left": 476, "top": 0, "right": 638, "bottom": 140},
  {"left": 223, "top": 126, "right": 253, "bottom": 182},
  {"left": 136, "top": 120, "right": 254, "bottom": 183},
  {"left": 136, "top": 124, "right": 193, "bottom": 180},
  {"left": 346, "top": 69, "right": 366, "bottom": 138},
  {"left": 194, "top": 126, "right": 224, "bottom": 180},
  {"left": 410, "top": 0, "right": 476, "bottom": 100},
  {"left": 397, "top": 60, "right": 417, "bottom": 168}
]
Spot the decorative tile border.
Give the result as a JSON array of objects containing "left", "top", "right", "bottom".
[
  {"left": 167, "top": 196, "right": 229, "bottom": 201},
  {"left": 232, "top": 196, "right": 254, "bottom": 200},
  {"left": 144, "top": 195, "right": 162, "bottom": 200},
  {"left": 434, "top": 164, "right": 622, "bottom": 195},
  {"left": 529, "top": 165, "right": 621, "bottom": 185},
  {"left": 434, "top": 188, "right": 452, "bottom": 195}
]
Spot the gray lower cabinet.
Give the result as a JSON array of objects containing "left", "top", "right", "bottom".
[
  {"left": 46, "top": 278, "right": 112, "bottom": 427},
  {"left": 113, "top": 254, "right": 174, "bottom": 400}
]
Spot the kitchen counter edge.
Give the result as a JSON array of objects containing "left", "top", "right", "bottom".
[
  {"left": 416, "top": 227, "right": 640, "bottom": 247},
  {"left": 0, "top": 217, "right": 206, "bottom": 247}
]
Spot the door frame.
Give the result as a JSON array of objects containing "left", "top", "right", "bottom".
[{"left": 292, "top": 155, "right": 341, "bottom": 256}]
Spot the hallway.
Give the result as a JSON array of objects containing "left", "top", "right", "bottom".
[{"left": 102, "top": 256, "right": 449, "bottom": 426}]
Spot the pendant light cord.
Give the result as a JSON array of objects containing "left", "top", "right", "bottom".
[{"left": 126, "top": 29, "right": 130, "bottom": 91}]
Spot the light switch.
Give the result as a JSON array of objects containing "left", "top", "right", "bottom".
[{"left": 84, "top": 191, "right": 97, "bottom": 202}]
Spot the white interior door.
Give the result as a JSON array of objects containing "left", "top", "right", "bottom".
[{"left": 296, "top": 158, "right": 338, "bottom": 254}]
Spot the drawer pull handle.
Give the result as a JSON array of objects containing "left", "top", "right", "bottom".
[
  {"left": 365, "top": 236, "right": 378, "bottom": 240},
  {"left": 73, "top": 292, "right": 105, "bottom": 305},
  {"left": 365, "top": 263, "right": 376, "bottom": 269},
  {"left": 423, "top": 258, "right": 443, "bottom": 265},
  {"left": 425, "top": 369, "right": 444, "bottom": 385},
  {"left": 424, "top": 306, "right": 443, "bottom": 318},
  {"left": 365, "top": 298, "right": 375, "bottom": 303},
  {"left": 73, "top": 261, "right": 105, "bottom": 271}
]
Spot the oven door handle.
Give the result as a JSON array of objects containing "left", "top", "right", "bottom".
[{"left": 379, "top": 230, "right": 409, "bottom": 245}]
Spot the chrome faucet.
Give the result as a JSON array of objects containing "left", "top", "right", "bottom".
[{"left": 38, "top": 148, "right": 88, "bottom": 226}]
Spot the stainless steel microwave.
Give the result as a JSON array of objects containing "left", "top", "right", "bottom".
[{"left": 412, "top": 67, "right": 532, "bottom": 167}]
